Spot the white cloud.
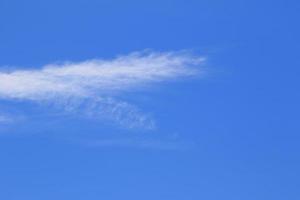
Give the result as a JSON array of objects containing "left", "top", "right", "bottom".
[{"left": 0, "top": 51, "right": 205, "bottom": 128}]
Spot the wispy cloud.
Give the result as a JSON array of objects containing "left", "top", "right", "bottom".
[{"left": 0, "top": 51, "right": 205, "bottom": 128}]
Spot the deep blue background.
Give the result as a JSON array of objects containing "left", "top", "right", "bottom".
[{"left": 0, "top": 0, "right": 299, "bottom": 199}]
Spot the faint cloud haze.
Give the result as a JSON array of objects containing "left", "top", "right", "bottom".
[{"left": 0, "top": 114, "right": 13, "bottom": 124}]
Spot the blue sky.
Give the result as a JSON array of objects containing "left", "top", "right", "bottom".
[{"left": 0, "top": 0, "right": 300, "bottom": 199}]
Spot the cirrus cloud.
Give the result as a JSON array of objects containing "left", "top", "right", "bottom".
[{"left": 0, "top": 51, "right": 205, "bottom": 129}]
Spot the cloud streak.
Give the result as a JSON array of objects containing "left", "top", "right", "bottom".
[
  {"left": 0, "top": 51, "right": 205, "bottom": 128},
  {"left": 84, "top": 138, "right": 194, "bottom": 150}
]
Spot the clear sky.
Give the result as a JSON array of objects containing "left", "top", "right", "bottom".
[{"left": 0, "top": 0, "right": 299, "bottom": 199}]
